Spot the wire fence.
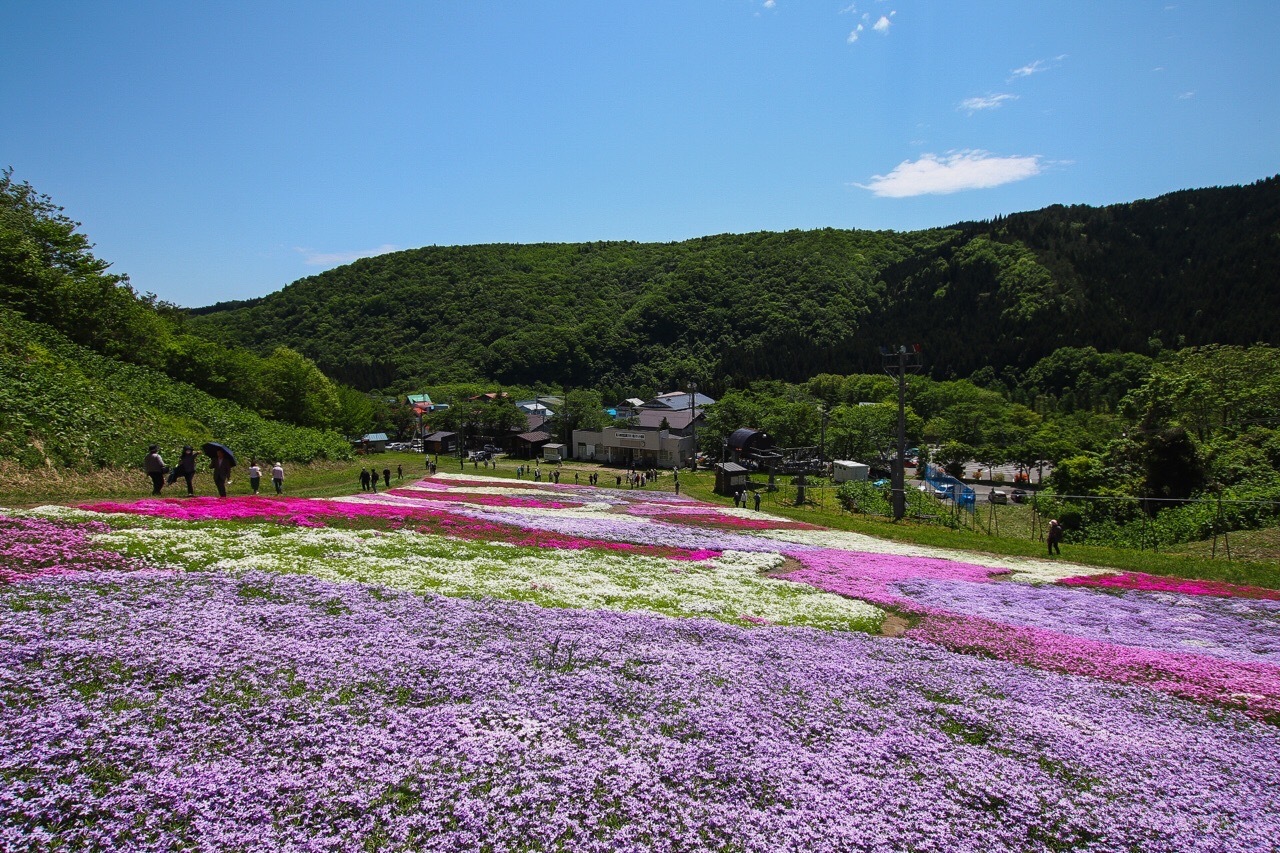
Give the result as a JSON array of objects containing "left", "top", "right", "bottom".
[{"left": 751, "top": 475, "right": 1280, "bottom": 560}]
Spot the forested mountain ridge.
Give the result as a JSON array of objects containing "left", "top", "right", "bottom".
[
  {"left": 189, "top": 177, "right": 1280, "bottom": 394},
  {"left": 875, "top": 177, "right": 1280, "bottom": 376}
]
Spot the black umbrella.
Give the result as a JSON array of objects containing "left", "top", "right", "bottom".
[{"left": 202, "top": 441, "right": 237, "bottom": 466}]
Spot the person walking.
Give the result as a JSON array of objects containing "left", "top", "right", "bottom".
[
  {"left": 248, "top": 460, "right": 262, "bottom": 495},
  {"left": 383, "top": 468, "right": 391, "bottom": 489},
  {"left": 170, "top": 445, "right": 197, "bottom": 496},
  {"left": 271, "top": 462, "right": 285, "bottom": 495},
  {"left": 753, "top": 491, "right": 761, "bottom": 511},
  {"left": 360, "top": 468, "right": 371, "bottom": 491},
  {"left": 1047, "top": 519, "right": 1064, "bottom": 556},
  {"left": 144, "top": 445, "right": 167, "bottom": 496},
  {"left": 396, "top": 464, "right": 402, "bottom": 480}
]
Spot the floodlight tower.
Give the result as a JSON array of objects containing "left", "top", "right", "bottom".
[{"left": 881, "top": 345, "right": 924, "bottom": 521}]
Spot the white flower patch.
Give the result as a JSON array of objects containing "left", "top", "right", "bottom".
[{"left": 93, "top": 523, "right": 883, "bottom": 632}]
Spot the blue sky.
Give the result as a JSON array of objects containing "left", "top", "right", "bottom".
[{"left": 4, "top": 1, "right": 1278, "bottom": 307}]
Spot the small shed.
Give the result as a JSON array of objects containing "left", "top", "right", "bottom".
[
  {"left": 542, "top": 443, "right": 566, "bottom": 462},
  {"left": 423, "top": 431, "right": 458, "bottom": 455},
  {"left": 714, "top": 462, "right": 751, "bottom": 496},
  {"left": 832, "top": 460, "right": 870, "bottom": 484},
  {"left": 514, "top": 430, "right": 551, "bottom": 459},
  {"left": 357, "top": 432, "right": 389, "bottom": 453}
]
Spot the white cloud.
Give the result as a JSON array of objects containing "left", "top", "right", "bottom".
[
  {"left": 873, "top": 13, "right": 893, "bottom": 33},
  {"left": 959, "top": 93, "right": 1017, "bottom": 113},
  {"left": 856, "top": 151, "right": 1043, "bottom": 198},
  {"left": 763, "top": 0, "right": 775, "bottom": 8},
  {"left": 1177, "top": 90, "right": 1195, "bottom": 99},
  {"left": 296, "top": 244, "right": 398, "bottom": 266},
  {"left": 847, "top": 23, "right": 864, "bottom": 43}
]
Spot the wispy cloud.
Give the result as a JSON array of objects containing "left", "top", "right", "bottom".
[
  {"left": 959, "top": 93, "right": 1018, "bottom": 113},
  {"left": 847, "top": 23, "right": 864, "bottom": 42},
  {"left": 763, "top": 0, "right": 775, "bottom": 8},
  {"left": 1177, "top": 90, "right": 1196, "bottom": 99},
  {"left": 872, "top": 13, "right": 894, "bottom": 34},
  {"left": 857, "top": 151, "right": 1043, "bottom": 198},
  {"left": 1010, "top": 59, "right": 1048, "bottom": 78},
  {"left": 1009, "top": 55, "right": 1066, "bottom": 80},
  {"left": 296, "top": 244, "right": 398, "bottom": 266}
]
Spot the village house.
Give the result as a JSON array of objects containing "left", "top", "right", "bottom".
[{"left": 572, "top": 390, "right": 715, "bottom": 468}]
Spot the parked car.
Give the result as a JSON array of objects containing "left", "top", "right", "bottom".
[
  {"left": 987, "top": 489, "right": 1009, "bottom": 504},
  {"left": 483, "top": 444, "right": 502, "bottom": 455},
  {"left": 1010, "top": 488, "right": 1027, "bottom": 504}
]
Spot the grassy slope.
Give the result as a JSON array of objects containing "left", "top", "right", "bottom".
[{"left": 0, "top": 308, "right": 350, "bottom": 476}]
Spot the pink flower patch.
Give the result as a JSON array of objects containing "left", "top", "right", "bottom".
[
  {"left": 1060, "top": 572, "right": 1280, "bottom": 601},
  {"left": 385, "top": 488, "right": 582, "bottom": 509},
  {"left": 80, "top": 496, "right": 719, "bottom": 563},
  {"left": 906, "top": 608, "right": 1280, "bottom": 720},
  {"left": 785, "top": 547, "right": 1001, "bottom": 606},
  {"left": 0, "top": 514, "right": 153, "bottom": 582}
]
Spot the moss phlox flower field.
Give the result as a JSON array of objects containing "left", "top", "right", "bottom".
[{"left": 3, "top": 472, "right": 1279, "bottom": 851}]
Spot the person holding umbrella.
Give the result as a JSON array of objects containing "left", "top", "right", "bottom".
[{"left": 203, "top": 442, "right": 236, "bottom": 498}]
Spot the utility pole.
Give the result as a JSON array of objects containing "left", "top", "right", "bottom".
[
  {"left": 819, "top": 405, "right": 829, "bottom": 465},
  {"left": 688, "top": 380, "right": 698, "bottom": 470},
  {"left": 881, "top": 345, "right": 923, "bottom": 520}
]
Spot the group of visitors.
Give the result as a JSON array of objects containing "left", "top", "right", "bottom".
[
  {"left": 733, "top": 489, "right": 761, "bottom": 511},
  {"left": 515, "top": 464, "right": 554, "bottom": 482},
  {"left": 144, "top": 443, "right": 283, "bottom": 498},
  {"left": 359, "top": 467, "right": 392, "bottom": 492}
]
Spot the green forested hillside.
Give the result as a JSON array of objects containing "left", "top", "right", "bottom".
[
  {"left": 874, "top": 177, "right": 1280, "bottom": 374},
  {"left": 0, "top": 307, "right": 351, "bottom": 470},
  {"left": 190, "top": 177, "right": 1280, "bottom": 393},
  {"left": 192, "top": 229, "right": 955, "bottom": 393}
]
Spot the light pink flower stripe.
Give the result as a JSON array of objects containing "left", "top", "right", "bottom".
[{"left": 785, "top": 548, "right": 1280, "bottom": 718}]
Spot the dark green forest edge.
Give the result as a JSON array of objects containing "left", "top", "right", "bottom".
[{"left": 5, "top": 167, "right": 1280, "bottom": 555}]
